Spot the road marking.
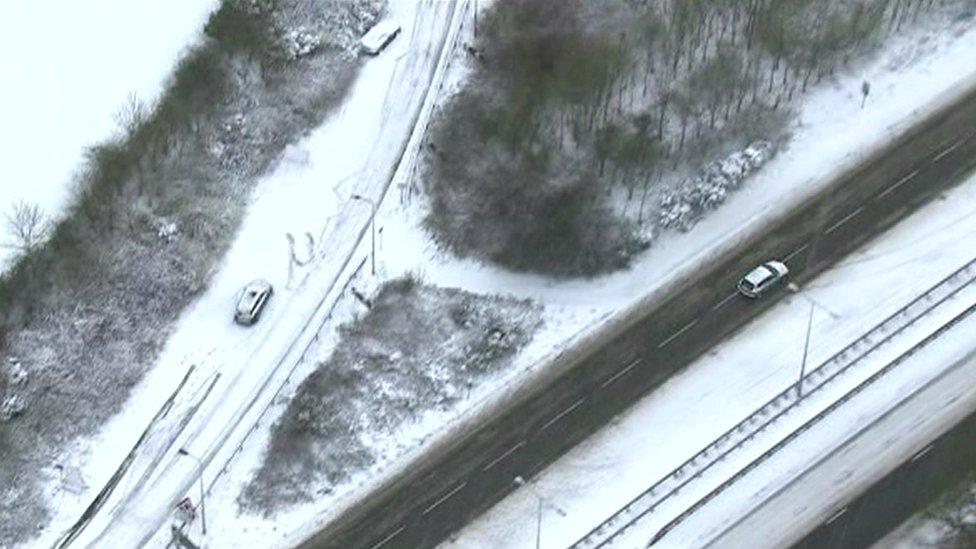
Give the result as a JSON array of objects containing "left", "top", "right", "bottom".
[
  {"left": 482, "top": 441, "right": 525, "bottom": 472},
  {"left": 825, "top": 206, "right": 864, "bottom": 235},
  {"left": 911, "top": 444, "right": 933, "bottom": 462},
  {"left": 783, "top": 243, "right": 809, "bottom": 263},
  {"left": 876, "top": 169, "right": 919, "bottom": 200},
  {"left": 658, "top": 319, "right": 699, "bottom": 349},
  {"left": 932, "top": 139, "right": 964, "bottom": 162},
  {"left": 601, "top": 358, "right": 642, "bottom": 388},
  {"left": 710, "top": 293, "right": 739, "bottom": 312},
  {"left": 825, "top": 507, "right": 847, "bottom": 526},
  {"left": 541, "top": 397, "right": 587, "bottom": 432},
  {"left": 371, "top": 525, "right": 405, "bottom": 549},
  {"left": 423, "top": 481, "right": 468, "bottom": 515}
]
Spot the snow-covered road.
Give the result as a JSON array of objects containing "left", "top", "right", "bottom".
[
  {"left": 446, "top": 159, "right": 976, "bottom": 548},
  {"left": 44, "top": 1, "right": 461, "bottom": 547},
  {"left": 679, "top": 325, "right": 976, "bottom": 548}
]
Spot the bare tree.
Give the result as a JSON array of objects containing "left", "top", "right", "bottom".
[
  {"left": 3, "top": 201, "right": 49, "bottom": 254},
  {"left": 113, "top": 92, "right": 147, "bottom": 136}
]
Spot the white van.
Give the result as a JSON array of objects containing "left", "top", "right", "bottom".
[{"left": 360, "top": 20, "right": 401, "bottom": 55}]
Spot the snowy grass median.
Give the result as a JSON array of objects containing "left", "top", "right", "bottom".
[{"left": 241, "top": 275, "right": 541, "bottom": 512}]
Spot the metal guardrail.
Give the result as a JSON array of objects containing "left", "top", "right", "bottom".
[
  {"left": 572, "top": 254, "right": 976, "bottom": 548},
  {"left": 55, "top": 366, "right": 198, "bottom": 548},
  {"left": 650, "top": 292, "right": 976, "bottom": 546}
]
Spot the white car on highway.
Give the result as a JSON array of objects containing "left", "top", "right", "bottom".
[{"left": 738, "top": 260, "right": 789, "bottom": 298}]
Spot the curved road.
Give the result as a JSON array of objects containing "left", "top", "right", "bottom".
[{"left": 59, "top": 1, "right": 460, "bottom": 547}]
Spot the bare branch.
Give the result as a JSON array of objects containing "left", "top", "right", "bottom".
[
  {"left": 4, "top": 201, "right": 50, "bottom": 254},
  {"left": 113, "top": 91, "right": 147, "bottom": 136}
]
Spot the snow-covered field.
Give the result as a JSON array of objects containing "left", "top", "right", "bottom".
[
  {"left": 0, "top": 0, "right": 218, "bottom": 270},
  {"left": 446, "top": 134, "right": 976, "bottom": 549}
]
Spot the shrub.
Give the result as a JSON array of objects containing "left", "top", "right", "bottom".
[{"left": 204, "top": 0, "right": 275, "bottom": 56}]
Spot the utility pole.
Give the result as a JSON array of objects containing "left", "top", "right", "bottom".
[
  {"left": 351, "top": 194, "right": 377, "bottom": 275},
  {"left": 514, "top": 475, "right": 566, "bottom": 549},
  {"left": 177, "top": 448, "right": 207, "bottom": 536},
  {"left": 797, "top": 301, "right": 815, "bottom": 398}
]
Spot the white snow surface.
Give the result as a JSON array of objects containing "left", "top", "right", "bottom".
[
  {"left": 32, "top": 0, "right": 460, "bottom": 547},
  {"left": 33, "top": 3, "right": 976, "bottom": 549},
  {"left": 446, "top": 145, "right": 976, "bottom": 548},
  {"left": 188, "top": 6, "right": 976, "bottom": 549},
  {"left": 0, "top": 0, "right": 218, "bottom": 269}
]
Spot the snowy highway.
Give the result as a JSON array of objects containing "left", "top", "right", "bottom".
[
  {"left": 445, "top": 148, "right": 976, "bottom": 547},
  {"left": 311, "top": 73, "right": 976, "bottom": 547},
  {"left": 32, "top": 3, "right": 976, "bottom": 548},
  {"left": 574, "top": 253, "right": 976, "bottom": 548},
  {"left": 675, "top": 327, "right": 976, "bottom": 548},
  {"left": 49, "top": 1, "right": 462, "bottom": 547}
]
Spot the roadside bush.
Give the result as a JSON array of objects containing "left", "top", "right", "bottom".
[
  {"left": 205, "top": 0, "right": 276, "bottom": 56},
  {"left": 425, "top": 0, "right": 646, "bottom": 277},
  {"left": 168, "top": 46, "right": 232, "bottom": 115},
  {"left": 241, "top": 279, "right": 542, "bottom": 511},
  {"left": 424, "top": 0, "right": 950, "bottom": 278}
]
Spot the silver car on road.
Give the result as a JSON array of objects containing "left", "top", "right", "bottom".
[
  {"left": 234, "top": 279, "right": 273, "bottom": 326},
  {"left": 738, "top": 260, "right": 789, "bottom": 298}
]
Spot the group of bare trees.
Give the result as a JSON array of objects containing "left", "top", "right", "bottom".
[{"left": 425, "top": 0, "right": 963, "bottom": 276}]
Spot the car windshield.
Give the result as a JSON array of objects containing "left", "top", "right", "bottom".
[
  {"left": 744, "top": 266, "right": 774, "bottom": 287},
  {"left": 239, "top": 289, "right": 261, "bottom": 312}
]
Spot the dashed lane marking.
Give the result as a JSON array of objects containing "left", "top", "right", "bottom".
[
  {"left": 601, "top": 358, "right": 642, "bottom": 389},
  {"left": 541, "top": 397, "right": 587, "bottom": 432},
  {"left": 876, "top": 169, "right": 919, "bottom": 200},
  {"left": 711, "top": 292, "right": 739, "bottom": 312},
  {"left": 825, "top": 507, "right": 847, "bottom": 526},
  {"left": 911, "top": 444, "right": 934, "bottom": 462},
  {"left": 371, "top": 525, "right": 405, "bottom": 549},
  {"left": 783, "top": 243, "right": 809, "bottom": 263},
  {"left": 825, "top": 206, "right": 864, "bottom": 235},
  {"left": 657, "top": 318, "right": 699, "bottom": 349},
  {"left": 422, "top": 481, "right": 468, "bottom": 515},
  {"left": 932, "top": 139, "right": 964, "bottom": 162},
  {"left": 482, "top": 441, "right": 525, "bottom": 472}
]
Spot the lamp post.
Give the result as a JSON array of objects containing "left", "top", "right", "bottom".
[
  {"left": 514, "top": 476, "right": 566, "bottom": 549},
  {"left": 787, "top": 282, "right": 838, "bottom": 399},
  {"left": 177, "top": 448, "right": 207, "bottom": 535},
  {"left": 797, "top": 301, "right": 815, "bottom": 398},
  {"left": 351, "top": 194, "right": 376, "bottom": 275}
]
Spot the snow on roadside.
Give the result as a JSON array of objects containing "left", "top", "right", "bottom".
[
  {"left": 190, "top": 5, "right": 976, "bottom": 548},
  {"left": 52, "top": 2, "right": 976, "bottom": 548},
  {"left": 669, "top": 320, "right": 976, "bottom": 548},
  {"left": 0, "top": 0, "right": 218, "bottom": 270},
  {"left": 445, "top": 151, "right": 976, "bottom": 548},
  {"left": 384, "top": 5, "right": 976, "bottom": 312}
]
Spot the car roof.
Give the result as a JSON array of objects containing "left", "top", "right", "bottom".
[
  {"left": 744, "top": 265, "right": 776, "bottom": 286},
  {"left": 245, "top": 279, "right": 272, "bottom": 291},
  {"left": 361, "top": 20, "right": 400, "bottom": 49},
  {"left": 764, "top": 260, "right": 788, "bottom": 276},
  {"left": 238, "top": 280, "right": 271, "bottom": 313}
]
